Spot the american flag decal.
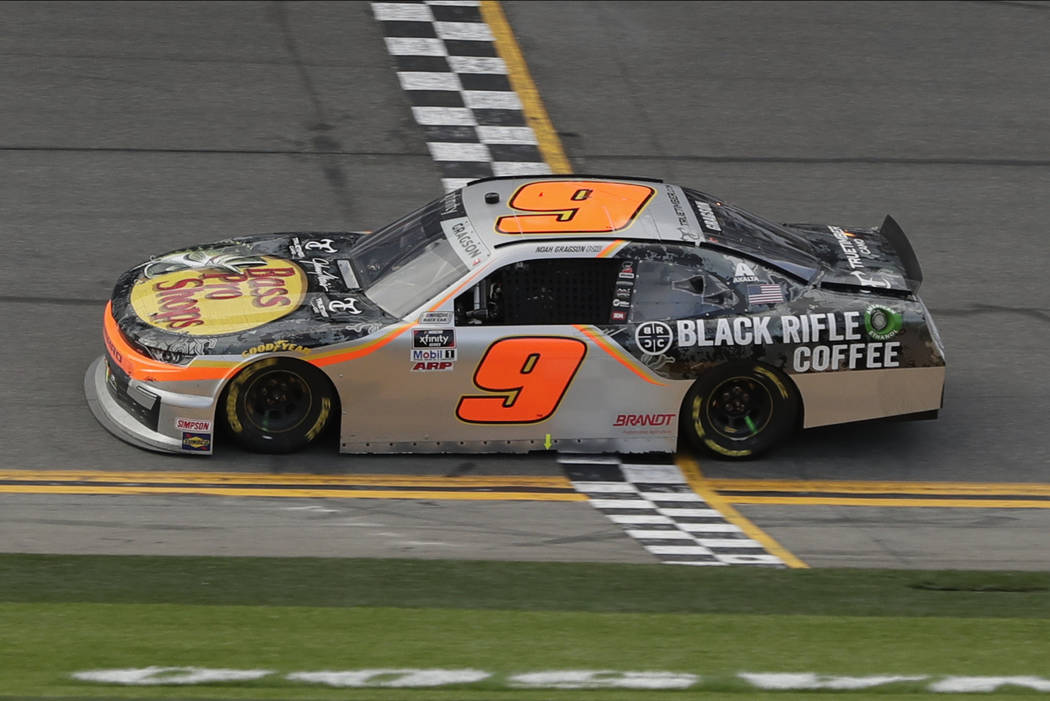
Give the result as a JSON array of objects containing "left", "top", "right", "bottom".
[{"left": 748, "top": 283, "right": 784, "bottom": 305}]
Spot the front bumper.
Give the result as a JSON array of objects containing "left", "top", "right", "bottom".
[{"left": 84, "top": 355, "right": 215, "bottom": 455}]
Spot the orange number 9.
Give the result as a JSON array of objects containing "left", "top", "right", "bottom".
[
  {"left": 496, "top": 181, "right": 655, "bottom": 235},
  {"left": 457, "top": 337, "right": 587, "bottom": 424}
]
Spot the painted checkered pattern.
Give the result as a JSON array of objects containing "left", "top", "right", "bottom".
[
  {"left": 372, "top": 0, "right": 552, "bottom": 192},
  {"left": 560, "top": 456, "right": 786, "bottom": 567}
]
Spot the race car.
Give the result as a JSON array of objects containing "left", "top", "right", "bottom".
[{"left": 85, "top": 175, "right": 945, "bottom": 459}]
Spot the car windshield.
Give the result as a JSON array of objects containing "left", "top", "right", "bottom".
[{"left": 350, "top": 196, "right": 469, "bottom": 318}]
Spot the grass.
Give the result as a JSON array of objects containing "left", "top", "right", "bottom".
[{"left": 2, "top": 554, "right": 1049, "bottom": 700}]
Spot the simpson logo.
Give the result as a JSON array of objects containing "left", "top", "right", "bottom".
[
  {"left": 181, "top": 432, "right": 211, "bottom": 452},
  {"left": 175, "top": 418, "right": 212, "bottom": 432},
  {"left": 413, "top": 329, "right": 455, "bottom": 348}
]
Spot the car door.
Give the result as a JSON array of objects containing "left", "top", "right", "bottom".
[{"left": 338, "top": 250, "right": 682, "bottom": 453}]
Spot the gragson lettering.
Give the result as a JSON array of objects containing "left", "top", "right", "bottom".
[
  {"left": 150, "top": 267, "right": 299, "bottom": 330},
  {"left": 676, "top": 311, "right": 902, "bottom": 372},
  {"left": 614, "top": 413, "right": 675, "bottom": 427}
]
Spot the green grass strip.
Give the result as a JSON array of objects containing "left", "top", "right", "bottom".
[{"left": 2, "top": 553, "right": 1049, "bottom": 617}]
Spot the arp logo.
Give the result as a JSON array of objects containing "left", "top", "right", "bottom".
[{"left": 411, "top": 361, "right": 454, "bottom": 372}]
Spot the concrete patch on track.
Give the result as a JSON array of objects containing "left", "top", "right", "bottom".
[
  {"left": 372, "top": 0, "right": 567, "bottom": 191},
  {"left": 559, "top": 455, "right": 794, "bottom": 567}
]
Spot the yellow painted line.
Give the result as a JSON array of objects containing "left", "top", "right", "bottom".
[
  {"left": 724, "top": 496, "right": 1050, "bottom": 509},
  {"left": 677, "top": 455, "right": 808, "bottom": 569},
  {"left": 481, "top": 0, "right": 572, "bottom": 174},
  {"left": 706, "top": 479, "right": 1050, "bottom": 497},
  {"left": 0, "top": 484, "right": 586, "bottom": 501},
  {"left": 0, "top": 470, "right": 574, "bottom": 488}
]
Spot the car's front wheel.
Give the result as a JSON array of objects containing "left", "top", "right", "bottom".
[
  {"left": 682, "top": 362, "right": 798, "bottom": 459},
  {"left": 224, "top": 358, "right": 333, "bottom": 453}
]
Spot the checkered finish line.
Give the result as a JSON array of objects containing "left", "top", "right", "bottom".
[
  {"left": 372, "top": 0, "right": 552, "bottom": 192},
  {"left": 560, "top": 456, "right": 786, "bottom": 567}
]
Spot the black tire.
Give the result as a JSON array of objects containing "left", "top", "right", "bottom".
[
  {"left": 682, "top": 363, "right": 798, "bottom": 459},
  {"left": 223, "top": 358, "right": 333, "bottom": 454}
]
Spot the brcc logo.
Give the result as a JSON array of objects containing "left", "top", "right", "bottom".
[{"left": 634, "top": 321, "right": 673, "bottom": 355}]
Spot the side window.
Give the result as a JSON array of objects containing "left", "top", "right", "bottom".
[
  {"left": 455, "top": 258, "right": 622, "bottom": 325},
  {"left": 628, "top": 257, "right": 740, "bottom": 322}
]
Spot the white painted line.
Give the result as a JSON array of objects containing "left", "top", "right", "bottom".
[
  {"left": 397, "top": 72, "right": 462, "bottom": 91},
  {"left": 695, "top": 538, "right": 765, "bottom": 548},
  {"left": 621, "top": 465, "right": 686, "bottom": 483},
  {"left": 476, "top": 126, "right": 538, "bottom": 144},
  {"left": 441, "top": 178, "right": 476, "bottom": 192},
  {"left": 657, "top": 507, "right": 723, "bottom": 517},
  {"left": 646, "top": 545, "right": 716, "bottom": 555},
  {"left": 676, "top": 522, "right": 743, "bottom": 533},
  {"left": 492, "top": 161, "right": 551, "bottom": 176},
  {"left": 570, "top": 482, "right": 638, "bottom": 493},
  {"left": 607, "top": 514, "right": 675, "bottom": 525},
  {"left": 588, "top": 499, "right": 660, "bottom": 510},
  {"left": 639, "top": 492, "right": 704, "bottom": 502},
  {"left": 448, "top": 56, "right": 508, "bottom": 74},
  {"left": 384, "top": 37, "right": 447, "bottom": 56},
  {"left": 463, "top": 90, "right": 522, "bottom": 110},
  {"left": 427, "top": 142, "right": 491, "bottom": 161},
  {"left": 626, "top": 529, "right": 695, "bottom": 540},
  {"left": 412, "top": 106, "right": 477, "bottom": 126},
  {"left": 435, "top": 21, "right": 494, "bottom": 41},
  {"left": 371, "top": 3, "right": 433, "bottom": 21}
]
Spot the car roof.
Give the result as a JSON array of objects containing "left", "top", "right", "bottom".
[{"left": 460, "top": 175, "right": 705, "bottom": 250}]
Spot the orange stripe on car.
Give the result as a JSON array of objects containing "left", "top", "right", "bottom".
[
  {"left": 309, "top": 323, "right": 417, "bottom": 367},
  {"left": 596, "top": 239, "right": 626, "bottom": 258},
  {"left": 574, "top": 324, "right": 665, "bottom": 386},
  {"left": 102, "top": 302, "right": 237, "bottom": 382}
]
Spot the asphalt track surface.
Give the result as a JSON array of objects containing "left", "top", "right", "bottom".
[{"left": 3, "top": 1, "right": 1049, "bottom": 569}]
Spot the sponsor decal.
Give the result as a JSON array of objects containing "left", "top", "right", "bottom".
[
  {"left": 610, "top": 310, "right": 628, "bottom": 322},
  {"left": 413, "top": 329, "right": 455, "bottom": 348},
  {"left": 411, "top": 348, "right": 456, "bottom": 362},
  {"left": 849, "top": 269, "right": 893, "bottom": 288},
  {"left": 828, "top": 226, "right": 876, "bottom": 270},
  {"left": 665, "top": 186, "right": 699, "bottom": 241},
  {"left": 175, "top": 417, "right": 212, "bottom": 432},
  {"left": 442, "top": 217, "right": 488, "bottom": 267},
  {"left": 420, "top": 311, "right": 453, "bottom": 325},
  {"left": 289, "top": 237, "right": 338, "bottom": 258},
  {"left": 181, "top": 432, "right": 211, "bottom": 452},
  {"left": 336, "top": 259, "right": 359, "bottom": 289},
  {"left": 130, "top": 257, "right": 307, "bottom": 335},
  {"left": 694, "top": 201, "right": 722, "bottom": 233},
  {"left": 534, "top": 244, "right": 604, "bottom": 254},
  {"left": 747, "top": 283, "right": 784, "bottom": 305},
  {"left": 635, "top": 321, "right": 674, "bottom": 355},
  {"left": 732, "top": 262, "right": 759, "bottom": 283},
  {"left": 618, "top": 263, "right": 635, "bottom": 280},
  {"left": 137, "top": 249, "right": 266, "bottom": 280},
  {"left": 75, "top": 667, "right": 1050, "bottom": 692},
  {"left": 303, "top": 257, "right": 340, "bottom": 291},
  {"left": 411, "top": 361, "right": 454, "bottom": 372},
  {"left": 675, "top": 312, "right": 901, "bottom": 372},
  {"left": 614, "top": 413, "right": 675, "bottom": 427},
  {"left": 241, "top": 339, "right": 310, "bottom": 357},
  {"left": 865, "top": 304, "right": 902, "bottom": 340}
]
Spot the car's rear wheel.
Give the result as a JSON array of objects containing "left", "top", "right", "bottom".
[
  {"left": 682, "top": 362, "right": 798, "bottom": 459},
  {"left": 224, "top": 358, "right": 333, "bottom": 453}
]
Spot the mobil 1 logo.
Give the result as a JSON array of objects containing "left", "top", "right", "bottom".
[{"left": 411, "top": 328, "right": 456, "bottom": 371}]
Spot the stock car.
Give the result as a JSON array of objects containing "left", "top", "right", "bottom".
[{"left": 85, "top": 175, "right": 945, "bottom": 459}]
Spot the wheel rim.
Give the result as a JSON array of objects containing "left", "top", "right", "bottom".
[
  {"left": 243, "top": 369, "right": 312, "bottom": 434},
  {"left": 703, "top": 375, "right": 773, "bottom": 442}
]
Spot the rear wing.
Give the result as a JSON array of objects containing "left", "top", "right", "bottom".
[{"left": 878, "top": 215, "right": 923, "bottom": 292}]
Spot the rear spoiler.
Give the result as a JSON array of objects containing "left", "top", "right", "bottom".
[{"left": 879, "top": 215, "right": 923, "bottom": 292}]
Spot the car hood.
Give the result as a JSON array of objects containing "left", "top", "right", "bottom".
[{"left": 109, "top": 232, "right": 399, "bottom": 363}]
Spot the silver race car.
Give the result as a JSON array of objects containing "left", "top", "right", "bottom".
[{"left": 86, "top": 175, "right": 945, "bottom": 458}]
